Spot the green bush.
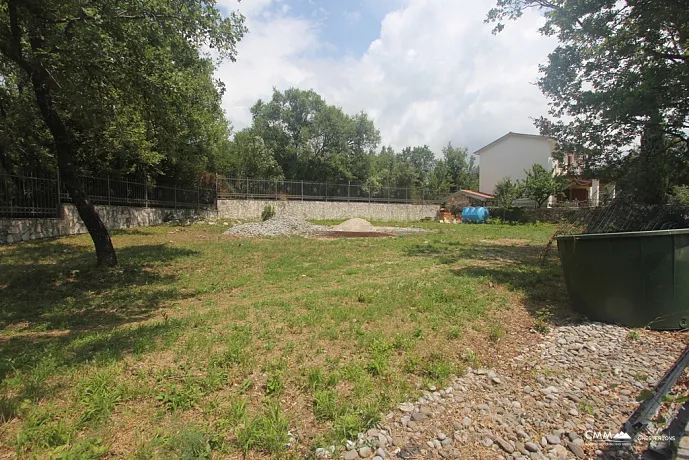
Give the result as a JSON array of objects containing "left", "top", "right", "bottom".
[{"left": 261, "top": 205, "right": 276, "bottom": 221}]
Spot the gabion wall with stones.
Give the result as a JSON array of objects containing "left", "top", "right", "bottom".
[
  {"left": 0, "top": 204, "right": 215, "bottom": 245},
  {"left": 217, "top": 199, "right": 438, "bottom": 222}
]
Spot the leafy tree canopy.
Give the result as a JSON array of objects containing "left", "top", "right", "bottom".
[
  {"left": 487, "top": 0, "right": 689, "bottom": 204},
  {"left": 522, "top": 163, "right": 566, "bottom": 208},
  {"left": 493, "top": 176, "right": 523, "bottom": 210},
  {"left": 249, "top": 88, "right": 381, "bottom": 183}
]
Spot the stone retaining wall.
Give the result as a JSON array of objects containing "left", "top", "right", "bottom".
[
  {"left": 1, "top": 200, "right": 438, "bottom": 244},
  {"left": 0, "top": 204, "right": 214, "bottom": 244},
  {"left": 217, "top": 199, "right": 438, "bottom": 222}
]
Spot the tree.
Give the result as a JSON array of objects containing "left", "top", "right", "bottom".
[
  {"left": 493, "top": 177, "right": 523, "bottom": 212},
  {"left": 0, "top": 0, "right": 245, "bottom": 265},
  {"left": 487, "top": 0, "right": 689, "bottom": 204},
  {"left": 250, "top": 88, "right": 381, "bottom": 183},
  {"left": 217, "top": 129, "right": 283, "bottom": 179},
  {"left": 522, "top": 164, "right": 565, "bottom": 208},
  {"left": 442, "top": 142, "right": 479, "bottom": 191},
  {"left": 400, "top": 145, "right": 436, "bottom": 187}
]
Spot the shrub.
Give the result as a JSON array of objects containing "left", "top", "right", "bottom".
[{"left": 261, "top": 205, "right": 276, "bottom": 221}]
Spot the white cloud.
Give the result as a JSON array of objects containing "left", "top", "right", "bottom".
[{"left": 215, "top": 0, "right": 558, "bottom": 154}]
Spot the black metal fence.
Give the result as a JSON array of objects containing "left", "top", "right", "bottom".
[
  {"left": 1, "top": 173, "right": 443, "bottom": 219},
  {"left": 0, "top": 174, "right": 59, "bottom": 218},
  {"left": 217, "top": 177, "right": 444, "bottom": 204},
  {"left": 1, "top": 173, "right": 216, "bottom": 218}
]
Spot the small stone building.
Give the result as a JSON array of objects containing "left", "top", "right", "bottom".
[{"left": 443, "top": 190, "right": 494, "bottom": 214}]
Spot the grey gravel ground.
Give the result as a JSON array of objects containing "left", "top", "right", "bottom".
[
  {"left": 319, "top": 323, "right": 686, "bottom": 460},
  {"left": 223, "top": 216, "right": 327, "bottom": 237},
  {"left": 224, "top": 216, "right": 424, "bottom": 237}
]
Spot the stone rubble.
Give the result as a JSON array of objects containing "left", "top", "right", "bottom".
[
  {"left": 224, "top": 215, "right": 327, "bottom": 237},
  {"left": 316, "top": 322, "right": 685, "bottom": 459}
]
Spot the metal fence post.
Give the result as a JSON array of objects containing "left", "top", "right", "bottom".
[
  {"left": 422, "top": 189, "right": 424, "bottom": 204},
  {"left": 275, "top": 178, "right": 278, "bottom": 200},
  {"left": 246, "top": 177, "right": 249, "bottom": 200},
  {"left": 325, "top": 180, "right": 328, "bottom": 202},
  {"left": 107, "top": 174, "right": 111, "bottom": 206},
  {"left": 387, "top": 186, "right": 390, "bottom": 204},
  {"left": 56, "top": 170, "right": 62, "bottom": 216},
  {"left": 174, "top": 186, "right": 177, "bottom": 209},
  {"left": 405, "top": 187, "right": 408, "bottom": 203},
  {"left": 348, "top": 181, "right": 351, "bottom": 202},
  {"left": 144, "top": 183, "right": 148, "bottom": 208},
  {"left": 301, "top": 180, "right": 304, "bottom": 201}
]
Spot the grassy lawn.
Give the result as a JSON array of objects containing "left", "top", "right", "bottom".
[{"left": 0, "top": 220, "right": 565, "bottom": 458}]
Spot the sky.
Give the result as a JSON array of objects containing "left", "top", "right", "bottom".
[{"left": 215, "top": 0, "right": 558, "bottom": 154}]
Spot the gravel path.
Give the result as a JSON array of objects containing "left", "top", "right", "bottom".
[{"left": 327, "top": 323, "right": 686, "bottom": 460}]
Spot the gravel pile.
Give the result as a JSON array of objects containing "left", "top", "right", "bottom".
[
  {"left": 224, "top": 216, "right": 327, "bottom": 237},
  {"left": 321, "top": 323, "right": 685, "bottom": 460},
  {"left": 332, "top": 218, "right": 376, "bottom": 232}
]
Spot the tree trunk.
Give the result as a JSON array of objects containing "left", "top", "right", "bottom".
[{"left": 29, "top": 70, "right": 118, "bottom": 266}]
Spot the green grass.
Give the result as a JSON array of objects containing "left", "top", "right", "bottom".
[{"left": 0, "top": 220, "right": 564, "bottom": 458}]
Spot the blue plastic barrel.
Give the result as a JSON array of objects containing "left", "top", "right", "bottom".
[{"left": 461, "top": 207, "right": 490, "bottom": 224}]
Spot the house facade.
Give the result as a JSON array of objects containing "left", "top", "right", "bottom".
[{"left": 474, "top": 132, "right": 605, "bottom": 207}]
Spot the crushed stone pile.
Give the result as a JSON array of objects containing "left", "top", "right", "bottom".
[
  {"left": 332, "top": 218, "right": 376, "bottom": 232},
  {"left": 224, "top": 216, "right": 327, "bottom": 237}
]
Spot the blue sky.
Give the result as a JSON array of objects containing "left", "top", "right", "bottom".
[{"left": 216, "top": 0, "right": 557, "bottom": 153}]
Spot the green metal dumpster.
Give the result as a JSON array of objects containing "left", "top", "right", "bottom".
[{"left": 557, "top": 229, "right": 689, "bottom": 330}]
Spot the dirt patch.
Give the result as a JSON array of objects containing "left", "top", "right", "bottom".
[
  {"left": 316, "top": 231, "right": 397, "bottom": 238},
  {"left": 479, "top": 238, "right": 531, "bottom": 246}
]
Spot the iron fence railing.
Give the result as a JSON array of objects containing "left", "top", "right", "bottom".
[
  {"left": 1, "top": 173, "right": 443, "bottom": 219},
  {"left": 1, "top": 172, "right": 216, "bottom": 218},
  {"left": 216, "top": 177, "right": 444, "bottom": 204},
  {"left": 0, "top": 174, "right": 60, "bottom": 218}
]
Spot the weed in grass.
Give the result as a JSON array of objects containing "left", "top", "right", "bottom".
[
  {"left": 22, "top": 354, "right": 60, "bottom": 401},
  {"left": 235, "top": 402, "right": 290, "bottom": 455},
  {"left": 52, "top": 438, "right": 109, "bottom": 459},
  {"left": 577, "top": 401, "right": 595, "bottom": 414},
  {"left": 132, "top": 436, "right": 163, "bottom": 460},
  {"left": 331, "top": 412, "right": 362, "bottom": 442},
  {"left": 356, "top": 292, "right": 371, "bottom": 304},
  {"left": 627, "top": 330, "right": 640, "bottom": 341},
  {"left": 366, "top": 353, "right": 389, "bottom": 377},
  {"left": 266, "top": 372, "right": 284, "bottom": 396},
  {"left": 391, "top": 333, "right": 413, "bottom": 351},
  {"left": 224, "top": 398, "right": 248, "bottom": 427},
  {"left": 462, "top": 349, "right": 480, "bottom": 367},
  {"left": 306, "top": 367, "right": 325, "bottom": 390},
  {"left": 156, "top": 379, "right": 202, "bottom": 412},
  {"left": 239, "top": 379, "right": 253, "bottom": 394},
  {"left": 76, "top": 368, "right": 122, "bottom": 425},
  {"left": 358, "top": 399, "right": 382, "bottom": 428},
  {"left": 446, "top": 327, "right": 462, "bottom": 340},
  {"left": 488, "top": 323, "right": 506, "bottom": 343},
  {"left": 313, "top": 389, "right": 340, "bottom": 421},
  {"left": 15, "top": 404, "right": 73, "bottom": 453},
  {"left": 166, "top": 425, "right": 215, "bottom": 460},
  {"left": 213, "top": 329, "right": 252, "bottom": 368},
  {"left": 405, "top": 353, "right": 456, "bottom": 382},
  {"left": 534, "top": 308, "right": 553, "bottom": 334}
]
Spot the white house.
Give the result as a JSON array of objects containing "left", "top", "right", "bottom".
[{"left": 474, "top": 132, "right": 604, "bottom": 207}]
